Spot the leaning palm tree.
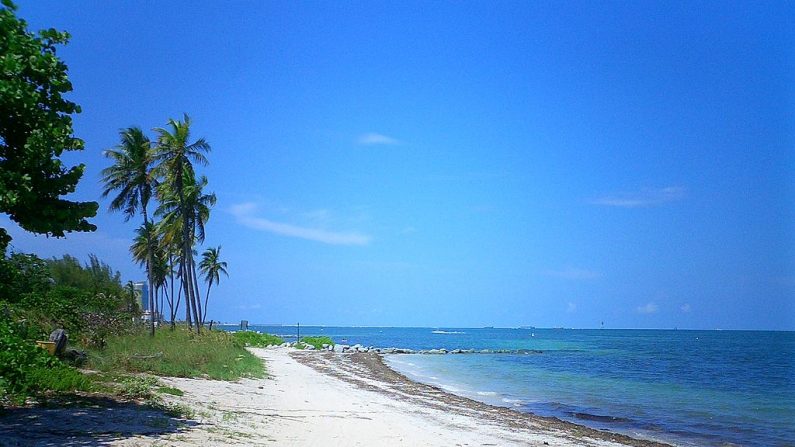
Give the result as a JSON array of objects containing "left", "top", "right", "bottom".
[
  {"left": 101, "top": 127, "right": 158, "bottom": 336},
  {"left": 199, "top": 246, "right": 227, "bottom": 326},
  {"left": 154, "top": 115, "right": 210, "bottom": 333},
  {"left": 155, "top": 114, "right": 210, "bottom": 332},
  {"left": 158, "top": 174, "right": 216, "bottom": 331}
]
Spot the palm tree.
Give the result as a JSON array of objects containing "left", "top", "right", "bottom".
[
  {"left": 151, "top": 246, "right": 170, "bottom": 328},
  {"left": 199, "top": 246, "right": 227, "bottom": 325},
  {"left": 158, "top": 174, "right": 216, "bottom": 331},
  {"left": 131, "top": 222, "right": 161, "bottom": 319},
  {"left": 154, "top": 115, "right": 211, "bottom": 333},
  {"left": 101, "top": 127, "right": 158, "bottom": 336}
]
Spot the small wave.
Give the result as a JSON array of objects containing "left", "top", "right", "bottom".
[
  {"left": 477, "top": 391, "right": 498, "bottom": 396},
  {"left": 502, "top": 398, "right": 524, "bottom": 406},
  {"left": 431, "top": 330, "right": 466, "bottom": 334},
  {"left": 440, "top": 384, "right": 462, "bottom": 393}
]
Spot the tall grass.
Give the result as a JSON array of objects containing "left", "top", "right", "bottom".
[
  {"left": 232, "top": 331, "right": 284, "bottom": 347},
  {"left": 89, "top": 327, "right": 264, "bottom": 381}
]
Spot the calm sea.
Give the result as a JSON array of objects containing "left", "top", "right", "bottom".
[{"left": 221, "top": 325, "right": 795, "bottom": 447}]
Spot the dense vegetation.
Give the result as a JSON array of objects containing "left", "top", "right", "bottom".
[
  {"left": 0, "top": 0, "right": 97, "bottom": 251},
  {"left": 233, "top": 331, "right": 285, "bottom": 348},
  {"left": 90, "top": 328, "right": 264, "bottom": 381},
  {"left": 0, "top": 250, "right": 260, "bottom": 405},
  {"left": 0, "top": 251, "right": 137, "bottom": 405}
]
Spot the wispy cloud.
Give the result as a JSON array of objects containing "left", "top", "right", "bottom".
[
  {"left": 357, "top": 132, "right": 399, "bottom": 146},
  {"left": 230, "top": 202, "right": 371, "bottom": 246},
  {"left": 680, "top": 303, "right": 691, "bottom": 313},
  {"left": 542, "top": 267, "right": 601, "bottom": 280},
  {"left": 566, "top": 302, "right": 577, "bottom": 313},
  {"left": 591, "top": 186, "right": 686, "bottom": 208},
  {"left": 637, "top": 302, "right": 659, "bottom": 314}
]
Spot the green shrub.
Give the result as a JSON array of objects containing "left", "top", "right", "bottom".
[
  {"left": 298, "top": 336, "right": 334, "bottom": 350},
  {"left": 0, "top": 315, "right": 91, "bottom": 406},
  {"left": 119, "top": 375, "right": 158, "bottom": 399},
  {"left": 157, "top": 386, "right": 184, "bottom": 396},
  {"left": 232, "top": 331, "right": 284, "bottom": 347}
]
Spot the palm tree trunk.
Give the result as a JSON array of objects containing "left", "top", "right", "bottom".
[
  {"left": 170, "top": 259, "right": 177, "bottom": 329},
  {"left": 192, "top": 257, "right": 203, "bottom": 327},
  {"left": 141, "top": 204, "right": 155, "bottom": 337},
  {"left": 202, "top": 283, "right": 212, "bottom": 326},
  {"left": 184, "top": 237, "right": 201, "bottom": 335},
  {"left": 181, "top": 259, "right": 192, "bottom": 329}
]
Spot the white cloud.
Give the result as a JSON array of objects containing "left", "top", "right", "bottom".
[
  {"left": 229, "top": 202, "right": 371, "bottom": 246},
  {"left": 236, "top": 303, "right": 263, "bottom": 310},
  {"left": 591, "top": 186, "right": 686, "bottom": 208},
  {"left": 680, "top": 303, "right": 691, "bottom": 313},
  {"left": 542, "top": 267, "right": 601, "bottom": 280},
  {"left": 566, "top": 302, "right": 577, "bottom": 313},
  {"left": 637, "top": 302, "right": 659, "bottom": 314},
  {"left": 357, "top": 132, "right": 399, "bottom": 146}
]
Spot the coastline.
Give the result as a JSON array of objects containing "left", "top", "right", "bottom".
[
  {"left": 1, "top": 347, "right": 674, "bottom": 446},
  {"left": 290, "top": 349, "right": 673, "bottom": 447}
]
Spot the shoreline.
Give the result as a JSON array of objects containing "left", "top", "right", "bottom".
[
  {"left": 1, "top": 347, "right": 675, "bottom": 446},
  {"left": 290, "top": 349, "right": 673, "bottom": 447}
]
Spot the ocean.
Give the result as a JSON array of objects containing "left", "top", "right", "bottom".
[{"left": 221, "top": 325, "right": 795, "bottom": 447}]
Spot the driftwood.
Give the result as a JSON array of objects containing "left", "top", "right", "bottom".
[{"left": 130, "top": 352, "right": 163, "bottom": 360}]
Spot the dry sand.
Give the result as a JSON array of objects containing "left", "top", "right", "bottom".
[{"left": 0, "top": 347, "right": 672, "bottom": 446}]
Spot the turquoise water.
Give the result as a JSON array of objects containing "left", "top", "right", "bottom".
[{"left": 224, "top": 326, "right": 795, "bottom": 446}]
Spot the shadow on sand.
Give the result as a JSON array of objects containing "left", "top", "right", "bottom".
[{"left": 0, "top": 395, "right": 198, "bottom": 446}]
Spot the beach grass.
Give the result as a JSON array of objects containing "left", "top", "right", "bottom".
[
  {"left": 232, "top": 331, "right": 285, "bottom": 347},
  {"left": 88, "top": 327, "right": 265, "bottom": 381}
]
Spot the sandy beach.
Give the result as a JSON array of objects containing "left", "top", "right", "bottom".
[{"left": 1, "top": 347, "right": 671, "bottom": 446}]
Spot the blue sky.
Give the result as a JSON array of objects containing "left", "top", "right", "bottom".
[{"left": 4, "top": 1, "right": 793, "bottom": 329}]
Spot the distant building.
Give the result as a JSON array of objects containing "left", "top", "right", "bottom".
[{"left": 133, "top": 281, "right": 149, "bottom": 311}]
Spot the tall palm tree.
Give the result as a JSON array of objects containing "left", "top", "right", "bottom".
[
  {"left": 199, "top": 246, "right": 227, "bottom": 325},
  {"left": 131, "top": 222, "right": 161, "bottom": 320},
  {"left": 101, "top": 127, "right": 158, "bottom": 336},
  {"left": 158, "top": 174, "right": 216, "bottom": 331},
  {"left": 154, "top": 115, "right": 210, "bottom": 333}
]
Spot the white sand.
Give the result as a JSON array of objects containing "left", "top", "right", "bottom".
[
  {"left": 1, "top": 348, "right": 657, "bottom": 446},
  {"left": 149, "top": 347, "right": 636, "bottom": 446}
]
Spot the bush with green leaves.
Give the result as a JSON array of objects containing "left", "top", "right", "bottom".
[
  {"left": 0, "top": 251, "right": 139, "bottom": 348},
  {"left": 0, "top": 314, "right": 90, "bottom": 406},
  {"left": 298, "top": 336, "right": 334, "bottom": 350},
  {"left": 232, "top": 331, "right": 284, "bottom": 347}
]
